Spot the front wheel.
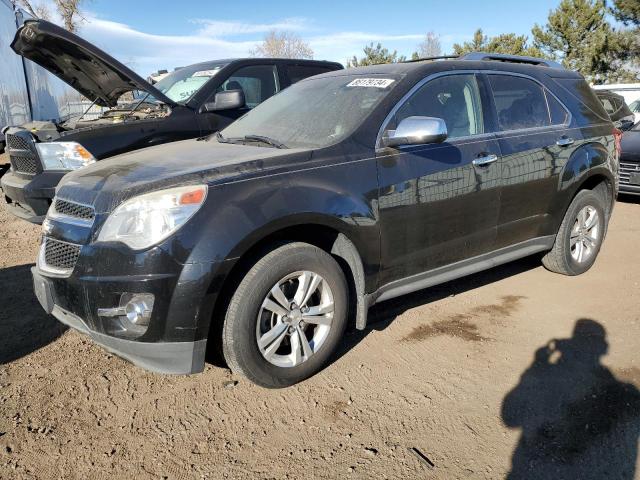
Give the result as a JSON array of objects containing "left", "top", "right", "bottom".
[
  {"left": 542, "top": 189, "right": 607, "bottom": 276},
  {"left": 222, "top": 242, "right": 348, "bottom": 388}
]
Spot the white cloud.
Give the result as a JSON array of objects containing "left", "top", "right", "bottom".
[{"left": 192, "top": 17, "right": 310, "bottom": 37}]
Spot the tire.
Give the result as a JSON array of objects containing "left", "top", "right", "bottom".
[
  {"left": 222, "top": 242, "right": 348, "bottom": 388},
  {"left": 542, "top": 189, "right": 607, "bottom": 276}
]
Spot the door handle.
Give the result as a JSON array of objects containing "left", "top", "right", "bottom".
[
  {"left": 556, "top": 137, "right": 575, "bottom": 147},
  {"left": 472, "top": 153, "right": 498, "bottom": 167}
]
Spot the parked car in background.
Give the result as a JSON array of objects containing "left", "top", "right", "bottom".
[
  {"left": 619, "top": 122, "right": 640, "bottom": 195},
  {"left": 593, "top": 83, "right": 640, "bottom": 109},
  {"left": 595, "top": 89, "right": 635, "bottom": 130},
  {"left": 1, "top": 19, "right": 342, "bottom": 223},
  {"left": 31, "top": 53, "right": 618, "bottom": 388}
]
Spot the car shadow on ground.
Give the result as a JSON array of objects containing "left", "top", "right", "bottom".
[
  {"left": 501, "top": 319, "right": 640, "bottom": 479},
  {"left": 334, "top": 253, "right": 542, "bottom": 363},
  {"left": 0, "top": 263, "right": 67, "bottom": 364}
]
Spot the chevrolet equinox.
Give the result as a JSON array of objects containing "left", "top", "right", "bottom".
[{"left": 32, "top": 53, "right": 619, "bottom": 388}]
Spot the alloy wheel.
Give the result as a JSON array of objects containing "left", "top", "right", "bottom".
[
  {"left": 570, "top": 205, "right": 600, "bottom": 263},
  {"left": 256, "top": 271, "right": 335, "bottom": 368}
]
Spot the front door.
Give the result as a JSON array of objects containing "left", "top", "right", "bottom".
[{"left": 377, "top": 73, "right": 501, "bottom": 285}]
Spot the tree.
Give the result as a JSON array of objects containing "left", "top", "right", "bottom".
[
  {"left": 347, "top": 43, "right": 406, "bottom": 68},
  {"left": 18, "top": 0, "right": 86, "bottom": 32},
  {"left": 250, "top": 30, "right": 313, "bottom": 59},
  {"left": 610, "top": 0, "right": 640, "bottom": 25},
  {"left": 453, "top": 28, "right": 544, "bottom": 57},
  {"left": 412, "top": 31, "right": 442, "bottom": 60},
  {"left": 532, "top": 0, "right": 636, "bottom": 83}
]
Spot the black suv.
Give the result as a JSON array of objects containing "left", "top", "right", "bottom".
[
  {"left": 32, "top": 53, "right": 618, "bottom": 388},
  {"left": 1, "top": 19, "right": 342, "bottom": 223}
]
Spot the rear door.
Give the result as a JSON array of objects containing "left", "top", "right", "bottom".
[
  {"left": 485, "top": 73, "right": 573, "bottom": 249},
  {"left": 376, "top": 73, "right": 501, "bottom": 285}
]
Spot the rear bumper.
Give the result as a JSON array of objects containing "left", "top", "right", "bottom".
[{"left": 1, "top": 170, "right": 66, "bottom": 223}]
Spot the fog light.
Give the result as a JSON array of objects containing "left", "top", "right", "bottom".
[
  {"left": 123, "top": 294, "right": 154, "bottom": 326},
  {"left": 97, "top": 293, "right": 154, "bottom": 327}
]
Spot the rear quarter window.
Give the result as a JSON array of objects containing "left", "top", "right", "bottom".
[{"left": 552, "top": 78, "right": 610, "bottom": 124}]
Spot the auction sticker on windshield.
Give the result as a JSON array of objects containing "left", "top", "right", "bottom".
[{"left": 346, "top": 78, "right": 395, "bottom": 88}]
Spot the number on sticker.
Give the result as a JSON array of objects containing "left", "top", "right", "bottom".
[{"left": 346, "top": 78, "right": 395, "bottom": 88}]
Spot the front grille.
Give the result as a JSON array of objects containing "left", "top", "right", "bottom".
[
  {"left": 6, "top": 132, "right": 41, "bottom": 175},
  {"left": 53, "top": 198, "right": 95, "bottom": 221},
  {"left": 43, "top": 237, "right": 81, "bottom": 272},
  {"left": 620, "top": 162, "right": 640, "bottom": 185},
  {"left": 6, "top": 134, "right": 33, "bottom": 152},
  {"left": 11, "top": 156, "right": 39, "bottom": 175}
]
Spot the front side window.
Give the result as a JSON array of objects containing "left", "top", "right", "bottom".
[
  {"left": 215, "top": 65, "right": 279, "bottom": 108},
  {"left": 489, "top": 75, "right": 552, "bottom": 131},
  {"left": 393, "top": 74, "right": 484, "bottom": 139}
]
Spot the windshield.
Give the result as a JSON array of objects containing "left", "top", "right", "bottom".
[
  {"left": 630, "top": 100, "right": 640, "bottom": 113},
  {"left": 220, "top": 74, "right": 400, "bottom": 149},
  {"left": 154, "top": 62, "right": 227, "bottom": 103}
]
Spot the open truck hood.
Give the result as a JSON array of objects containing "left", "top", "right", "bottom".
[{"left": 11, "top": 19, "right": 176, "bottom": 108}]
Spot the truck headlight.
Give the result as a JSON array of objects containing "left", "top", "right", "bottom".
[
  {"left": 36, "top": 142, "right": 96, "bottom": 170},
  {"left": 97, "top": 185, "right": 207, "bottom": 250}
]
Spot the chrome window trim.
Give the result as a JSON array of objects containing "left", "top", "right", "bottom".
[{"left": 376, "top": 69, "right": 573, "bottom": 150}]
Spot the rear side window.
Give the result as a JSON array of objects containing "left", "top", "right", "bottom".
[
  {"left": 393, "top": 74, "right": 484, "bottom": 139},
  {"left": 489, "top": 75, "right": 551, "bottom": 130},
  {"left": 287, "top": 65, "right": 335, "bottom": 84},
  {"left": 216, "top": 65, "right": 279, "bottom": 108}
]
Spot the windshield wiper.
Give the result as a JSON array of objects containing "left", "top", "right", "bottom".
[{"left": 213, "top": 131, "right": 287, "bottom": 149}]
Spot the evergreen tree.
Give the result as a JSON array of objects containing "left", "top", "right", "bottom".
[
  {"left": 347, "top": 43, "right": 406, "bottom": 67},
  {"left": 452, "top": 29, "right": 544, "bottom": 58}
]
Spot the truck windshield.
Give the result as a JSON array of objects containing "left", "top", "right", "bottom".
[
  {"left": 154, "top": 62, "right": 227, "bottom": 103},
  {"left": 220, "top": 74, "right": 400, "bottom": 149}
]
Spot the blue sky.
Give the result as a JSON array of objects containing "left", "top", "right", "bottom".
[{"left": 66, "top": 0, "right": 563, "bottom": 76}]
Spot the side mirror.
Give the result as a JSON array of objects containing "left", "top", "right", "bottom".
[
  {"left": 201, "top": 90, "right": 245, "bottom": 113},
  {"left": 383, "top": 116, "right": 448, "bottom": 148}
]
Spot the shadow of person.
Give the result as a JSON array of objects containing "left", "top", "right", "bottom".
[
  {"left": 0, "top": 264, "right": 67, "bottom": 364},
  {"left": 502, "top": 319, "right": 640, "bottom": 480}
]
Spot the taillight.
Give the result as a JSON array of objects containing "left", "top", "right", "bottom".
[{"left": 613, "top": 127, "right": 623, "bottom": 158}]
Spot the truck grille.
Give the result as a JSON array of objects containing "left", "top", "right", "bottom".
[
  {"left": 10, "top": 156, "right": 39, "bottom": 175},
  {"left": 6, "top": 132, "right": 41, "bottom": 175},
  {"left": 42, "top": 237, "right": 81, "bottom": 272},
  {"left": 620, "top": 162, "right": 640, "bottom": 185},
  {"left": 53, "top": 198, "right": 95, "bottom": 221}
]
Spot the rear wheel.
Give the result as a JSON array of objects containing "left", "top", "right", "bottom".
[
  {"left": 542, "top": 189, "right": 607, "bottom": 275},
  {"left": 222, "top": 242, "right": 348, "bottom": 388}
]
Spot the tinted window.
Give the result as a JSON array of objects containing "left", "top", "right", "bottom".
[
  {"left": 547, "top": 92, "right": 569, "bottom": 125},
  {"left": 553, "top": 78, "right": 610, "bottom": 123},
  {"left": 394, "top": 74, "right": 484, "bottom": 139},
  {"left": 287, "top": 65, "right": 334, "bottom": 84},
  {"left": 489, "top": 75, "right": 551, "bottom": 130},
  {"left": 216, "top": 65, "right": 279, "bottom": 108}
]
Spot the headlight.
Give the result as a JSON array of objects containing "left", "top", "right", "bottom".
[
  {"left": 36, "top": 142, "right": 96, "bottom": 170},
  {"left": 97, "top": 185, "right": 207, "bottom": 250}
]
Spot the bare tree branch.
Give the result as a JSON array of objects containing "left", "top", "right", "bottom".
[{"left": 250, "top": 30, "right": 314, "bottom": 59}]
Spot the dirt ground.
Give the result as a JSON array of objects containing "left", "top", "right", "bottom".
[{"left": 0, "top": 186, "right": 639, "bottom": 479}]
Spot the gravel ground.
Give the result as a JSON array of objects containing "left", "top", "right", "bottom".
[{"left": 0, "top": 192, "right": 639, "bottom": 479}]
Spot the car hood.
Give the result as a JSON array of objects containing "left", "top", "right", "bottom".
[
  {"left": 57, "top": 139, "right": 311, "bottom": 213},
  {"left": 12, "top": 20, "right": 176, "bottom": 108},
  {"left": 621, "top": 129, "right": 640, "bottom": 162}
]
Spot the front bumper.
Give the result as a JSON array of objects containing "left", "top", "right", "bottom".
[
  {"left": 1, "top": 170, "right": 65, "bottom": 223},
  {"left": 31, "top": 239, "right": 223, "bottom": 374},
  {"left": 50, "top": 300, "right": 206, "bottom": 374}
]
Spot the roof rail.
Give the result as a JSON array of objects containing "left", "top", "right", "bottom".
[
  {"left": 402, "top": 55, "right": 459, "bottom": 64},
  {"left": 461, "top": 52, "right": 564, "bottom": 69}
]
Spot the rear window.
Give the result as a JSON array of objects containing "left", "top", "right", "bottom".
[
  {"left": 286, "top": 65, "right": 335, "bottom": 84},
  {"left": 488, "top": 75, "right": 551, "bottom": 130}
]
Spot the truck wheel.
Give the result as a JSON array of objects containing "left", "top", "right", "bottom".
[
  {"left": 542, "top": 189, "right": 606, "bottom": 276},
  {"left": 222, "top": 242, "right": 348, "bottom": 388}
]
